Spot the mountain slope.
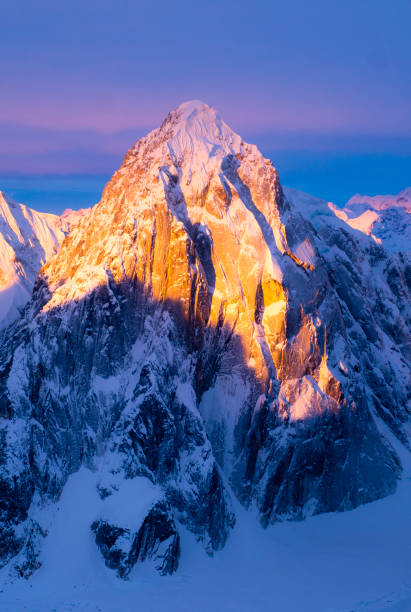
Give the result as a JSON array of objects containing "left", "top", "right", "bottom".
[
  {"left": 285, "top": 186, "right": 410, "bottom": 434},
  {"left": 0, "top": 192, "right": 87, "bottom": 329},
  {"left": 0, "top": 101, "right": 409, "bottom": 581}
]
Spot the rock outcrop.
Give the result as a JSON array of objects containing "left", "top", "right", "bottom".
[{"left": 92, "top": 499, "right": 180, "bottom": 577}]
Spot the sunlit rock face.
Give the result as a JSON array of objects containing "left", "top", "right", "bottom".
[{"left": 0, "top": 101, "right": 407, "bottom": 577}]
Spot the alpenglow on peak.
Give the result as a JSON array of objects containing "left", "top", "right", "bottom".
[
  {"left": 163, "top": 99, "right": 227, "bottom": 134},
  {"left": 127, "top": 100, "right": 246, "bottom": 166},
  {"left": 0, "top": 98, "right": 408, "bottom": 585},
  {"left": 122, "top": 100, "right": 259, "bottom": 199}
]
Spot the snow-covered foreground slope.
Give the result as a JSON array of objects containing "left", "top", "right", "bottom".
[
  {"left": 0, "top": 101, "right": 410, "bottom": 599},
  {"left": 2, "top": 451, "right": 411, "bottom": 612},
  {"left": 0, "top": 191, "right": 88, "bottom": 328}
]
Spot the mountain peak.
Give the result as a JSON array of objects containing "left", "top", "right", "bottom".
[
  {"left": 122, "top": 100, "right": 254, "bottom": 198},
  {"left": 0, "top": 190, "right": 17, "bottom": 209},
  {"left": 1, "top": 100, "right": 410, "bottom": 591},
  {"left": 170, "top": 99, "right": 217, "bottom": 122},
  {"left": 162, "top": 100, "right": 231, "bottom": 140},
  {"left": 152, "top": 99, "right": 243, "bottom": 157}
]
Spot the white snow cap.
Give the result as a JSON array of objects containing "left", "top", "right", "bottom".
[
  {"left": 171, "top": 99, "right": 218, "bottom": 121},
  {"left": 126, "top": 100, "right": 249, "bottom": 194},
  {"left": 163, "top": 99, "right": 242, "bottom": 153},
  {"left": 131, "top": 99, "right": 255, "bottom": 182}
]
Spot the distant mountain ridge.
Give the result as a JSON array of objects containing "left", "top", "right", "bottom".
[
  {"left": 333, "top": 188, "right": 411, "bottom": 253},
  {"left": 347, "top": 187, "right": 411, "bottom": 212}
]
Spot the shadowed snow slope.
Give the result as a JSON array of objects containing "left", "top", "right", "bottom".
[
  {"left": 2, "top": 463, "right": 411, "bottom": 611},
  {"left": 0, "top": 102, "right": 410, "bottom": 601}
]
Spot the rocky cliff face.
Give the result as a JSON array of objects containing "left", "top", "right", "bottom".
[{"left": 0, "top": 101, "right": 409, "bottom": 578}]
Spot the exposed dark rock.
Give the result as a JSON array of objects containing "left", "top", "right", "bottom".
[{"left": 92, "top": 500, "right": 180, "bottom": 577}]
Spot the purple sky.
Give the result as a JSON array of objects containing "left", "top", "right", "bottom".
[{"left": 1, "top": 0, "right": 410, "bottom": 210}]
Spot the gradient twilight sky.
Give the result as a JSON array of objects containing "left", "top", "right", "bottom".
[{"left": 1, "top": 0, "right": 411, "bottom": 212}]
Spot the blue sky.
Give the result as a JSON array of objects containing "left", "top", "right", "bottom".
[{"left": 1, "top": 0, "right": 410, "bottom": 212}]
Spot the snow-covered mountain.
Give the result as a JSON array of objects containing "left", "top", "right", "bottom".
[
  {"left": 0, "top": 101, "right": 409, "bottom": 584},
  {"left": 328, "top": 187, "right": 411, "bottom": 253},
  {"left": 0, "top": 192, "right": 87, "bottom": 329}
]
